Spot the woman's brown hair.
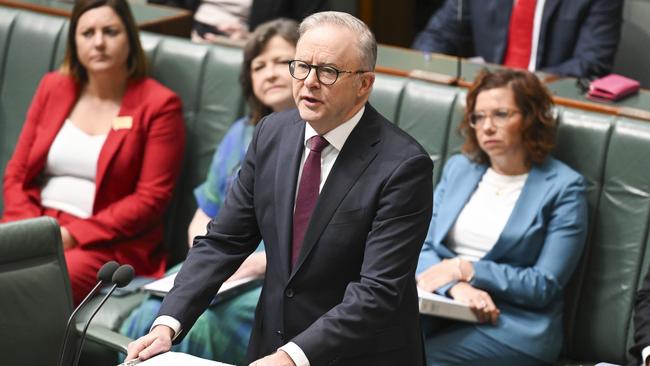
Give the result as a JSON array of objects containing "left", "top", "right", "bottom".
[
  {"left": 60, "top": 0, "right": 148, "bottom": 83},
  {"left": 240, "top": 18, "right": 299, "bottom": 125},
  {"left": 460, "top": 68, "right": 556, "bottom": 165}
]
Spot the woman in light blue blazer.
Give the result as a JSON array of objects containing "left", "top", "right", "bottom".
[{"left": 417, "top": 69, "right": 588, "bottom": 366}]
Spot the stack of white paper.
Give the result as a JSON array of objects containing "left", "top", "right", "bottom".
[
  {"left": 417, "top": 288, "right": 479, "bottom": 323},
  {"left": 119, "top": 352, "right": 234, "bottom": 366},
  {"left": 143, "top": 274, "right": 262, "bottom": 304}
]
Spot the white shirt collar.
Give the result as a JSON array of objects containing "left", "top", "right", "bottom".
[{"left": 303, "top": 106, "right": 365, "bottom": 152}]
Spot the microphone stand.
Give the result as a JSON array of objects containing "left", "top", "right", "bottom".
[
  {"left": 71, "top": 265, "right": 134, "bottom": 366},
  {"left": 57, "top": 261, "right": 118, "bottom": 366}
]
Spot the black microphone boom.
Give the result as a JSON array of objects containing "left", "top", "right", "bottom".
[
  {"left": 57, "top": 261, "right": 119, "bottom": 366},
  {"left": 71, "top": 264, "right": 135, "bottom": 366}
]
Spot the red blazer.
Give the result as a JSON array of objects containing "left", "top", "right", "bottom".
[{"left": 2, "top": 72, "right": 185, "bottom": 276}]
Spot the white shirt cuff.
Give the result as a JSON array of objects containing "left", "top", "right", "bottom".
[
  {"left": 278, "top": 342, "right": 310, "bottom": 366},
  {"left": 151, "top": 315, "right": 182, "bottom": 341}
]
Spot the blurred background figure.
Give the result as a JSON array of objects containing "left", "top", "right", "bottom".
[
  {"left": 0, "top": 0, "right": 185, "bottom": 304},
  {"left": 119, "top": 18, "right": 299, "bottom": 365},
  {"left": 147, "top": 0, "right": 326, "bottom": 44},
  {"left": 416, "top": 69, "right": 588, "bottom": 365},
  {"left": 412, "top": 0, "right": 623, "bottom": 78}
]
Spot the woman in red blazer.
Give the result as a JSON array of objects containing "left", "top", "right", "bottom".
[{"left": 1, "top": 0, "right": 185, "bottom": 304}]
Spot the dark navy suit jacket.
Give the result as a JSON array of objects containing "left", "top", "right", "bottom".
[
  {"left": 159, "top": 105, "right": 433, "bottom": 366},
  {"left": 412, "top": 0, "right": 623, "bottom": 78}
]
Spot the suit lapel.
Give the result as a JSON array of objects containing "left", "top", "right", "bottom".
[
  {"left": 275, "top": 116, "right": 306, "bottom": 277},
  {"left": 484, "top": 160, "right": 557, "bottom": 260},
  {"left": 489, "top": 0, "right": 513, "bottom": 62},
  {"left": 433, "top": 161, "right": 486, "bottom": 255},
  {"left": 94, "top": 81, "right": 138, "bottom": 193},
  {"left": 289, "top": 106, "right": 380, "bottom": 278},
  {"left": 536, "top": 0, "right": 562, "bottom": 67}
]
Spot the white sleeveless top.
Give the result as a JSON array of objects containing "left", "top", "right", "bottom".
[
  {"left": 40, "top": 119, "right": 108, "bottom": 218},
  {"left": 446, "top": 168, "right": 528, "bottom": 262}
]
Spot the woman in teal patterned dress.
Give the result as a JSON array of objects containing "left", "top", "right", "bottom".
[{"left": 119, "top": 18, "right": 299, "bottom": 365}]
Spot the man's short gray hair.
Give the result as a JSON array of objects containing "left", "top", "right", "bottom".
[{"left": 299, "top": 11, "right": 377, "bottom": 71}]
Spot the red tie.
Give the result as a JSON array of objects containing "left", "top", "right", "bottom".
[
  {"left": 503, "top": 0, "right": 537, "bottom": 69},
  {"left": 292, "top": 135, "right": 329, "bottom": 267}
]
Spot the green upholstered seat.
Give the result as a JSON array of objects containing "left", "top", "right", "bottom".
[{"left": 0, "top": 217, "right": 73, "bottom": 366}]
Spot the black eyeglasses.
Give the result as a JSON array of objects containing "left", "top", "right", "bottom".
[
  {"left": 469, "top": 109, "right": 521, "bottom": 128},
  {"left": 288, "top": 60, "right": 368, "bottom": 85}
]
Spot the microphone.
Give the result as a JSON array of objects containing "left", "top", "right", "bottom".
[
  {"left": 71, "top": 264, "right": 135, "bottom": 366},
  {"left": 57, "top": 261, "right": 119, "bottom": 366}
]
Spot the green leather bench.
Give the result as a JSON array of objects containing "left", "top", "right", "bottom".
[{"left": 1, "top": 6, "right": 649, "bottom": 366}]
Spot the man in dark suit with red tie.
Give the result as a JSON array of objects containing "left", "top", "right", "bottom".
[
  {"left": 413, "top": 0, "right": 623, "bottom": 79},
  {"left": 126, "top": 11, "right": 433, "bottom": 366}
]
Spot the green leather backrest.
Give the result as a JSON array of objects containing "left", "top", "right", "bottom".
[
  {"left": 569, "top": 117, "right": 650, "bottom": 363},
  {"left": 0, "top": 217, "right": 73, "bottom": 366},
  {"left": 553, "top": 109, "right": 615, "bottom": 362},
  {"left": 369, "top": 73, "right": 407, "bottom": 123},
  {"left": 0, "top": 9, "right": 67, "bottom": 211},
  {"left": 395, "top": 80, "right": 459, "bottom": 183}
]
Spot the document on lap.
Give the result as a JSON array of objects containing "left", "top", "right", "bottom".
[
  {"left": 417, "top": 288, "right": 480, "bottom": 323},
  {"left": 117, "top": 351, "right": 235, "bottom": 365},
  {"left": 143, "top": 274, "right": 263, "bottom": 305}
]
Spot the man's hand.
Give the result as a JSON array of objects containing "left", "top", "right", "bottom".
[
  {"left": 449, "top": 282, "right": 500, "bottom": 325},
  {"left": 416, "top": 259, "right": 460, "bottom": 292},
  {"left": 249, "top": 350, "right": 296, "bottom": 366},
  {"left": 125, "top": 325, "right": 174, "bottom": 361},
  {"left": 60, "top": 226, "right": 77, "bottom": 250}
]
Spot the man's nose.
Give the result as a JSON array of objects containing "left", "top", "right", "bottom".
[{"left": 303, "top": 68, "right": 320, "bottom": 88}]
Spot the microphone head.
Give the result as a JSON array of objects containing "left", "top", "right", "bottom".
[
  {"left": 96, "top": 261, "right": 119, "bottom": 283},
  {"left": 112, "top": 265, "right": 135, "bottom": 288}
]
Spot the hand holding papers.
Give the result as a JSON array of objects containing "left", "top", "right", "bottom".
[{"left": 417, "top": 288, "right": 479, "bottom": 323}]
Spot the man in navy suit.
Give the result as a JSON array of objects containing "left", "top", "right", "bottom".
[
  {"left": 413, "top": 0, "right": 623, "bottom": 78},
  {"left": 126, "top": 11, "right": 433, "bottom": 366}
]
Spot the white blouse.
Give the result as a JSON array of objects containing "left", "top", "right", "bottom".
[
  {"left": 446, "top": 168, "right": 528, "bottom": 262},
  {"left": 40, "top": 119, "right": 108, "bottom": 218}
]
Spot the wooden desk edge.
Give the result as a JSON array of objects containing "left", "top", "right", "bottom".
[{"left": 0, "top": 0, "right": 69, "bottom": 17}]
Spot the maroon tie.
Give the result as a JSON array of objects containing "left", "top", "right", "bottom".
[
  {"left": 292, "top": 135, "right": 329, "bottom": 267},
  {"left": 503, "top": 0, "right": 537, "bottom": 69}
]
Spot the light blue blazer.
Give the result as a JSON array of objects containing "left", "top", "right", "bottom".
[{"left": 417, "top": 154, "right": 588, "bottom": 363}]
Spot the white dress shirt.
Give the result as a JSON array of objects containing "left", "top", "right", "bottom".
[
  {"left": 152, "top": 107, "right": 365, "bottom": 366},
  {"left": 527, "top": 0, "right": 547, "bottom": 71},
  {"left": 446, "top": 168, "right": 528, "bottom": 262}
]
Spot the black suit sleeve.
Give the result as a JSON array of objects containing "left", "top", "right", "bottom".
[
  {"left": 631, "top": 269, "right": 650, "bottom": 365},
  {"left": 157, "top": 118, "right": 266, "bottom": 340},
  {"left": 292, "top": 153, "right": 433, "bottom": 364}
]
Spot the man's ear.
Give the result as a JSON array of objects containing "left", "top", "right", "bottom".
[{"left": 357, "top": 72, "right": 375, "bottom": 97}]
